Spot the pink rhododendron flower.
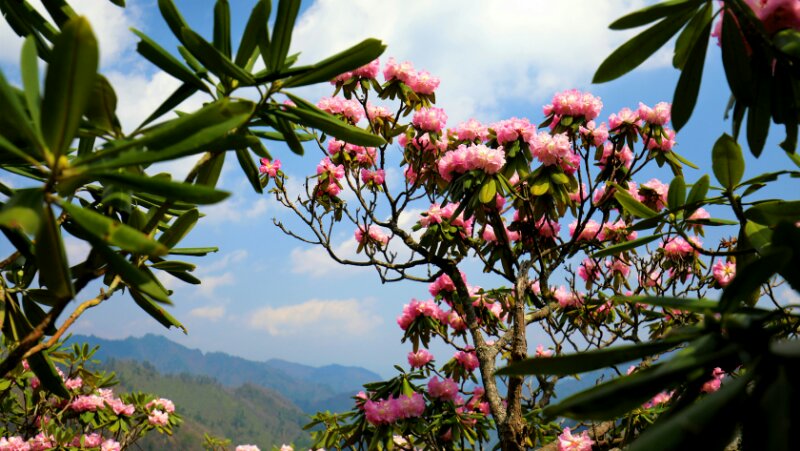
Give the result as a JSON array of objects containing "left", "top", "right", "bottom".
[
  {"left": 534, "top": 216, "right": 561, "bottom": 238},
  {"left": 646, "top": 127, "right": 676, "bottom": 152},
  {"left": 412, "top": 107, "right": 448, "bottom": 133},
  {"left": 360, "top": 169, "right": 385, "bottom": 186},
  {"left": 235, "top": 446, "right": 261, "bottom": 451},
  {"left": 355, "top": 225, "right": 390, "bottom": 246},
  {"left": 529, "top": 131, "right": 574, "bottom": 167},
  {"left": 569, "top": 220, "right": 601, "bottom": 241},
  {"left": 712, "top": 261, "right": 736, "bottom": 287},
  {"left": 598, "top": 142, "right": 633, "bottom": 170},
  {"left": 578, "top": 258, "right": 601, "bottom": 284},
  {"left": 598, "top": 219, "right": 637, "bottom": 242},
  {"left": 428, "top": 377, "right": 459, "bottom": 401},
  {"left": 454, "top": 349, "right": 480, "bottom": 372},
  {"left": 744, "top": 0, "right": 800, "bottom": 35},
  {"left": 608, "top": 107, "right": 640, "bottom": 129},
  {"left": 101, "top": 439, "right": 121, "bottom": 451},
  {"left": 259, "top": 158, "right": 281, "bottom": 177},
  {"left": 146, "top": 398, "right": 175, "bottom": 413},
  {"left": 353, "top": 58, "right": 380, "bottom": 79},
  {"left": 279, "top": 446, "right": 292, "bottom": 451},
  {"left": 535, "top": 345, "right": 553, "bottom": 358},
  {"left": 148, "top": 409, "right": 169, "bottom": 426},
  {"left": 644, "top": 391, "right": 673, "bottom": 408},
  {"left": 447, "top": 310, "right": 467, "bottom": 331},
  {"left": 392, "top": 393, "right": 426, "bottom": 419},
  {"left": 366, "top": 102, "right": 392, "bottom": 120},
  {"left": 579, "top": 120, "right": 609, "bottom": 147},
  {"left": 107, "top": 398, "right": 135, "bottom": 416},
  {"left": 640, "top": 178, "right": 669, "bottom": 211},
  {"left": 408, "top": 349, "right": 434, "bottom": 368},
  {"left": 452, "top": 119, "right": 489, "bottom": 142},
  {"left": 317, "top": 96, "right": 364, "bottom": 123},
  {"left": 437, "top": 144, "right": 506, "bottom": 181},
  {"left": 0, "top": 436, "right": 29, "bottom": 451},
  {"left": 490, "top": 117, "right": 537, "bottom": 144},
  {"left": 549, "top": 89, "right": 603, "bottom": 120},
  {"left": 429, "top": 273, "right": 457, "bottom": 296},
  {"left": 554, "top": 286, "right": 582, "bottom": 308},
  {"left": 606, "top": 258, "right": 631, "bottom": 277},
  {"left": 638, "top": 102, "right": 671, "bottom": 125},
  {"left": 557, "top": 427, "right": 594, "bottom": 451},
  {"left": 701, "top": 367, "right": 727, "bottom": 393},
  {"left": 410, "top": 70, "right": 440, "bottom": 94},
  {"left": 660, "top": 237, "right": 698, "bottom": 259},
  {"left": 73, "top": 433, "right": 103, "bottom": 448},
  {"left": 65, "top": 377, "right": 82, "bottom": 390},
  {"left": 71, "top": 394, "right": 105, "bottom": 412},
  {"left": 316, "top": 157, "right": 345, "bottom": 179}
]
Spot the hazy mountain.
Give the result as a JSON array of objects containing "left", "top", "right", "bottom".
[{"left": 70, "top": 334, "right": 381, "bottom": 413}]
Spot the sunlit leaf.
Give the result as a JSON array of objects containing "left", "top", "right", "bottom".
[
  {"left": 96, "top": 171, "right": 230, "bottom": 204},
  {"left": 283, "top": 38, "right": 386, "bottom": 88},
  {"left": 590, "top": 234, "right": 663, "bottom": 259},
  {"left": 711, "top": 134, "right": 744, "bottom": 190}
]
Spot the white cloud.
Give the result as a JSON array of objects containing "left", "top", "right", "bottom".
[
  {"left": 201, "top": 197, "right": 271, "bottom": 224},
  {"left": 189, "top": 305, "right": 226, "bottom": 321},
  {"left": 195, "top": 271, "right": 235, "bottom": 298},
  {"left": 0, "top": 0, "right": 141, "bottom": 66},
  {"left": 779, "top": 288, "right": 800, "bottom": 305},
  {"left": 64, "top": 235, "right": 91, "bottom": 266},
  {"left": 247, "top": 298, "right": 382, "bottom": 336},
  {"left": 290, "top": 237, "right": 365, "bottom": 277},
  {"left": 290, "top": 0, "right": 652, "bottom": 124},
  {"left": 198, "top": 249, "right": 248, "bottom": 275}
]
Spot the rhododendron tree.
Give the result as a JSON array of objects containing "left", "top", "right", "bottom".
[
  {"left": 267, "top": 2, "right": 800, "bottom": 449},
  {"left": 0, "top": 342, "right": 179, "bottom": 450}
]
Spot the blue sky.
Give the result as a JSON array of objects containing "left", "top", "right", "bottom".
[{"left": 0, "top": 0, "right": 795, "bottom": 376}]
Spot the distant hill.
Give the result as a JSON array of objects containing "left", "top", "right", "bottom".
[
  {"left": 70, "top": 334, "right": 381, "bottom": 413},
  {"left": 104, "top": 359, "right": 310, "bottom": 450}
]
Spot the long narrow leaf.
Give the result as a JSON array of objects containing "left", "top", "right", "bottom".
[
  {"left": 181, "top": 28, "right": 255, "bottom": 85},
  {"left": 590, "top": 234, "right": 663, "bottom": 259},
  {"left": 131, "top": 29, "right": 208, "bottom": 92},
  {"left": 609, "top": 0, "right": 703, "bottom": 30},
  {"left": 283, "top": 38, "right": 386, "bottom": 88},
  {"left": 96, "top": 172, "right": 230, "bottom": 204},
  {"left": 268, "top": 0, "right": 300, "bottom": 71}
]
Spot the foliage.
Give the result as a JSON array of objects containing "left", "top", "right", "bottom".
[
  {"left": 264, "top": 1, "right": 800, "bottom": 450},
  {"left": 0, "top": 0, "right": 385, "bottom": 399},
  {"left": 0, "top": 340, "right": 179, "bottom": 450}
]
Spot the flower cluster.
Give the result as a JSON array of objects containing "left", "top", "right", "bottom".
[
  {"left": 427, "top": 377, "right": 459, "bottom": 401},
  {"left": 355, "top": 224, "right": 390, "bottom": 247},
  {"left": 437, "top": 144, "right": 506, "bottom": 181},
  {"left": 317, "top": 96, "right": 364, "bottom": 123},
  {"left": 408, "top": 349, "right": 434, "bottom": 368},
  {"left": 490, "top": 117, "right": 537, "bottom": 145},
  {"left": 363, "top": 393, "right": 426, "bottom": 426},
  {"left": 334, "top": 58, "right": 381, "bottom": 82},
  {"left": 545, "top": 89, "right": 603, "bottom": 121},
  {"left": 259, "top": 158, "right": 281, "bottom": 177},
  {"left": 557, "top": 427, "right": 594, "bottom": 451},
  {"left": 412, "top": 107, "right": 448, "bottom": 133},
  {"left": 712, "top": 260, "right": 736, "bottom": 287},
  {"left": 383, "top": 57, "right": 441, "bottom": 94},
  {"left": 529, "top": 132, "right": 578, "bottom": 170}
]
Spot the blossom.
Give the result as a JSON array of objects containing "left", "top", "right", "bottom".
[
  {"left": 577, "top": 258, "right": 601, "bottom": 284},
  {"left": 316, "top": 157, "right": 345, "bottom": 179},
  {"left": 569, "top": 220, "right": 600, "bottom": 241},
  {"left": 360, "top": 169, "right": 385, "bottom": 186},
  {"left": 554, "top": 286, "right": 582, "bottom": 308},
  {"left": 65, "top": 377, "right": 82, "bottom": 390},
  {"left": 317, "top": 96, "right": 364, "bottom": 123},
  {"left": 557, "top": 427, "right": 594, "bottom": 451},
  {"left": 73, "top": 433, "right": 102, "bottom": 448},
  {"left": 107, "top": 397, "right": 135, "bottom": 416},
  {"left": 549, "top": 89, "right": 603, "bottom": 120},
  {"left": 606, "top": 258, "right": 630, "bottom": 278},
  {"left": 712, "top": 261, "right": 736, "bottom": 287},
  {"left": 638, "top": 101, "right": 671, "bottom": 125},
  {"left": 279, "top": 446, "right": 293, "bottom": 451},
  {"left": 392, "top": 393, "right": 426, "bottom": 419},
  {"left": 646, "top": 127, "right": 676, "bottom": 152},
  {"left": 598, "top": 219, "right": 637, "bottom": 242},
  {"left": 101, "top": 439, "right": 121, "bottom": 451},
  {"left": 367, "top": 102, "right": 392, "bottom": 120},
  {"left": 410, "top": 70, "right": 440, "bottom": 94},
  {"left": 355, "top": 225, "right": 390, "bottom": 246},
  {"left": 744, "top": 0, "right": 800, "bottom": 35},
  {"left": 148, "top": 409, "right": 169, "bottom": 426},
  {"left": 529, "top": 131, "right": 575, "bottom": 168},
  {"left": 579, "top": 120, "right": 609, "bottom": 147},
  {"left": 535, "top": 345, "right": 553, "bottom": 357},
  {"left": 428, "top": 377, "right": 459, "bottom": 401},
  {"left": 490, "top": 117, "right": 537, "bottom": 144},
  {"left": 146, "top": 398, "right": 175, "bottom": 413},
  {"left": 660, "top": 237, "right": 697, "bottom": 259},
  {"left": 412, "top": 107, "right": 448, "bottom": 133},
  {"left": 408, "top": 349, "right": 434, "bottom": 368},
  {"left": 259, "top": 158, "right": 281, "bottom": 177},
  {"left": 451, "top": 119, "right": 489, "bottom": 142},
  {"left": 608, "top": 107, "right": 640, "bottom": 129},
  {"left": 534, "top": 216, "right": 561, "bottom": 238},
  {"left": 454, "top": 349, "right": 480, "bottom": 372},
  {"left": 0, "top": 437, "right": 30, "bottom": 451},
  {"left": 353, "top": 58, "right": 380, "bottom": 78},
  {"left": 70, "top": 394, "right": 105, "bottom": 412},
  {"left": 640, "top": 178, "right": 669, "bottom": 211},
  {"left": 598, "top": 142, "right": 633, "bottom": 169},
  {"left": 701, "top": 367, "right": 726, "bottom": 393},
  {"left": 644, "top": 391, "right": 673, "bottom": 408},
  {"left": 437, "top": 144, "right": 506, "bottom": 181},
  {"left": 28, "top": 433, "right": 53, "bottom": 451},
  {"left": 236, "top": 446, "right": 261, "bottom": 451}
]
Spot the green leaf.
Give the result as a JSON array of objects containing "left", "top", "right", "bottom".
[
  {"left": 774, "top": 29, "right": 800, "bottom": 58},
  {"left": 131, "top": 29, "right": 208, "bottom": 92},
  {"left": 158, "top": 209, "right": 199, "bottom": 249},
  {"left": 0, "top": 188, "right": 44, "bottom": 235},
  {"left": 619, "top": 295, "right": 720, "bottom": 313},
  {"left": 59, "top": 201, "right": 168, "bottom": 257},
  {"left": 745, "top": 201, "right": 800, "bottom": 226},
  {"left": 22, "top": 296, "right": 55, "bottom": 335},
  {"left": 746, "top": 70, "right": 771, "bottom": 158},
  {"left": 672, "top": 1, "right": 711, "bottom": 69},
  {"left": 41, "top": 16, "right": 98, "bottom": 158},
  {"left": 20, "top": 36, "right": 42, "bottom": 136},
  {"left": 283, "top": 38, "right": 386, "bottom": 88},
  {"left": 478, "top": 179, "right": 497, "bottom": 204},
  {"left": 671, "top": 4, "right": 711, "bottom": 131},
  {"left": 685, "top": 174, "right": 710, "bottom": 206},
  {"left": 496, "top": 335, "right": 689, "bottom": 377},
  {"left": 35, "top": 205, "right": 74, "bottom": 300},
  {"left": 235, "top": 0, "right": 270, "bottom": 68},
  {"left": 614, "top": 188, "right": 658, "bottom": 218},
  {"left": 235, "top": 149, "right": 263, "bottom": 194},
  {"left": 0, "top": 65, "right": 43, "bottom": 156},
  {"left": 84, "top": 235, "right": 172, "bottom": 304},
  {"left": 269, "top": 0, "right": 301, "bottom": 71},
  {"left": 720, "top": 8, "right": 752, "bottom": 103},
  {"left": 670, "top": 149, "right": 699, "bottom": 169},
  {"left": 157, "top": 0, "right": 191, "bottom": 47},
  {"left": 279, "top": 95, "right": 385, "bottom": 147},
  {"left": 168, "top": 247, "right": 218, "bottom": 256},
  {"left": 609, "top": 0, "right": 702, "bottom": 30},
  {"left": 744, "top": 221, "right": 772, "bottom": 252},
  {"left": 150, "top": 260, "right": 196, "bottom": 272},
  {"left": 41, "top": 0, "right": 76, "bottom": 28},
  {"left": 667, "top": 175, "right": 686, "bottom": 211},
  {"left": 594, "top": 9, "right": 694, "bottom": 83},
  {"left": 27, "top": 351, "right": 70, "bottom": 398},
  {"left": 271, "top": 116, "right": 305, "bottom": 155},
  {"left": 629, "top": 370, "right": 750, "bottom": 451},
  {"left": 181, "top": 28, "right": 255, "bottom": 85},
  {"left": 129, "top": 290, "right": 186, "bottom": 333},
  {"left": 711, "top": 134, "right": 744, "bottom": 190},
  {"left": 213, "top": 0, "right": 231, "bottom": 58},
  {"left": 720, "top": 249, "right": 790, "bottom": 311},
  {"left": 84, "top": 75, "right": 121, "bottom": 135},
  {"left": 543, "top": 337, "right": 735, "bottom": 420},
  {"left": 81, "top": 99, "right": 255, "bottom": 169},
  {"left": 590, "top": 234, "right": 663, "bottom": 259},
  {"left": 195, "top": 152, "right": 226, "bottom": 188},
  {"left": 96, "top": 172, "right": 230, "bottom": 204}
]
